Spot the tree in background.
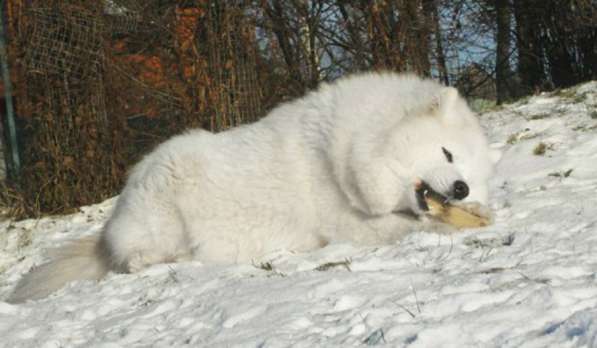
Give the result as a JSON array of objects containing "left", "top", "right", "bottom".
[
  {"left": 513, "top": 0, "right": 597, "bottom": 93},
  {"left": 495, "top": 0, "right": 513, "bottom": 104},
  {"left": 1, "top": 0, "right": 596, "bottom": 217}
]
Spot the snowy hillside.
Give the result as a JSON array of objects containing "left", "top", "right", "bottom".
[{"left": 1, "top": 82, "right": 597, "bottom": 347}]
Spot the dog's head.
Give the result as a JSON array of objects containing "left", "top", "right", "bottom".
[
  {"left": 396, "top": 87, "right": 501, "bottom": 217},
  {"left": 330, "top": 79, "right": 500, "bottom": 219}
]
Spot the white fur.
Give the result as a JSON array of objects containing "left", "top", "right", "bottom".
[{"left": 8, "top": 72, "right": 497, "bottom": 302}]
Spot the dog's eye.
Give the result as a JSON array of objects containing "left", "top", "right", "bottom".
[{"left": 442, "top": 147, "right": 453, "bottom": 163}]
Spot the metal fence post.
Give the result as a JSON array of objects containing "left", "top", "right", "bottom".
[{"left": 0, "top": 0, "right": 21, "bottom": 180}]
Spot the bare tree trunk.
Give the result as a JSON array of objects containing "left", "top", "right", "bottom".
[
  {"left": 366, "top": 0, "right": 432, "bottom": 74},
  {"left": 495, "top": 0, "right": 512, "bottom": 103},
  {"left": 263, "top": 1, "right": 306, "bottom": 93},
  {"left": 513, "top": 0, "right": 546, "bottom": 94},
  {"left": 294, "top": 0, "right": 320, "bottom": 88},
  {"left": 423, "top": 0, "right": 449, "bottom": 85},
  {"left": 396, "top": 0, "right": 431, "bottom": 75},
  {"left": 337, "top": 1, "right": 369, "bottom": 70}
]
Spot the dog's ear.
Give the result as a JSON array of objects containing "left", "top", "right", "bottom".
[{"left": 436, "top": 87, "right": 465, "bottom": 125}]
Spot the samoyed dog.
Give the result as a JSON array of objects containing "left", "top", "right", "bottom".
[{"left": 8, "top": 72, "right": 499, "bottom": 302}]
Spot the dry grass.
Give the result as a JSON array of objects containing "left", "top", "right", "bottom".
[
  {"left": 533, "top": 142, "right": 548, "bottom": 155},
  {"left": 0, "top": 181, "right": 35, "bottom": 220}
]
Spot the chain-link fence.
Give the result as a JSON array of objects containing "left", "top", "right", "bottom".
[{"left": 3, "top": 0, "right": 264, "bottom": 217}]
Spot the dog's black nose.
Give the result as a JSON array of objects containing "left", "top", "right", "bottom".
[{"left": 453, "top": 180, "right": 469, "bottom": 200}]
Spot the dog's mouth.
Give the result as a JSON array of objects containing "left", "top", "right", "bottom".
[
  {"left": 394, "top": 180, "right": 450, "bottom": 219},
  {"left": 395, "top": 180, "right": 493, "bottom": 229},
  {"left": 415, "top": 180, "right": 449, "bottom": 212}
]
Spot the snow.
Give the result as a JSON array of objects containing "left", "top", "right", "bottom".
[{"left": 1, "top": 82, "right": 597, "bottom": 347}]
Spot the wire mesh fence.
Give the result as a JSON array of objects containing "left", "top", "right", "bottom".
[
  {"left": 26, "top": 5, "right": 103, "bottom": 81},
  {"left": 2, "top": 0, "right": 265, "bottom": 217}
]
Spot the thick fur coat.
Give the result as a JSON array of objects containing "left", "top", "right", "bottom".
[{"left": 8, "top": 73, "right": 497, "bottom": 302}]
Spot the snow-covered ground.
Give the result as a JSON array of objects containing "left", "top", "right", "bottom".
[{"left": 1, "top": 82, "right": 597, "bottom": 347}]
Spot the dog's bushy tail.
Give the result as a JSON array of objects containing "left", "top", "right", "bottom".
[{"left": 7, "top": 235, "right": 110, "bottom": 303}]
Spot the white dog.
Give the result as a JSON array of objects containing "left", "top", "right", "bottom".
[{"left": 8, "top": 72, "right": 499, "bottom": 302}]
